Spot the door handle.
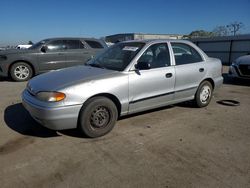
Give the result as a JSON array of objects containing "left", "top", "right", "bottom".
[
  {"left": 199, "top": 68, "right": 204, "bottom": 72},
  {"left": 165, "top": 73, "right": 172, "bottom": 78}
]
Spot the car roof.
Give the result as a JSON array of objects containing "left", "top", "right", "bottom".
[
  {"left": 40, "top": 37, "right": 108, "bottom": 48},
  {"left": 43, "top": 37, "right": 102, "bottom": 41},
  {"left": 120, "top": 39, "right": 192, "bottom": 44}
]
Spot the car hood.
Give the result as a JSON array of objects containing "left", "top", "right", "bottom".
[
  {"left": 235, "top": 55, "right": 250, "bottom": 65},
  {"left": 28, "top": 65, "right": 116, "bottom": 93},
  {"left": 0, "top": 48, "right": 37, "bottom": 55}
]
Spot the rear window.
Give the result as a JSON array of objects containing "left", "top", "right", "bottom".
[{"left": 85, "top": 40, "right": 104, "bottom": 49}]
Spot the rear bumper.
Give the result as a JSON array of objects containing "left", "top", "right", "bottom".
[
  {"left": 214, "top": 76, "right": 223, "bottom": 90},
  {"left": 22, "top": 90, "right": 82, "bottom": 130}
]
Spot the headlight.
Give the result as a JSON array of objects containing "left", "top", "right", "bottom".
[
  {"left": 36, "top": 91, "right": 66, "bottom": 102},
  {"left": 231, "top": 61, "right": 237, "bottom": 66}
]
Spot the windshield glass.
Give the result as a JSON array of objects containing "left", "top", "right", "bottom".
[
  {"left": 87, "top": 42, "right": 145, "bottom": 71},
  {"left": 29, "top": 39, "right": 49, "bottom": 50}
]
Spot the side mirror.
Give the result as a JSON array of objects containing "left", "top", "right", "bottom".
[
  {"left": 135, "top": 61, "right": 151, "bottom": 70},
  {"left": 41, "top": 46, "right": 47, "bottom": 53}
]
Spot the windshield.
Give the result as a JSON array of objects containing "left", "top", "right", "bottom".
[
  {"left": 29, "top": 39, "right": 49, "bottom": 50},
  {"left": 87, "top": 42, "right": 145, "bottom": 71}
]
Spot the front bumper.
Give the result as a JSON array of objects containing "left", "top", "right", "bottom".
[
  {"left": 229, "top": 65, "right": 250, "bottom": 79},
  {"left": 0, "top": 63, "right": 9, "bottom": 77},
  {"left": 22, "top": 90, "right": 82, "bottom": 130}
]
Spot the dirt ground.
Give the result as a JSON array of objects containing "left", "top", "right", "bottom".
[{"left": 0, "top": 67, "right": 250, "bottom": 188}]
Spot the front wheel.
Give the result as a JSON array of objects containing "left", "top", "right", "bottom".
[
  {"left": 10, "top": 62, "right": 33, "bottom": 81},
  {"left": 78, "top": 97, "right": 118, "bottom": 138},
  {"left": 195, "top": 81, "right": 213, "bottom": 108}
]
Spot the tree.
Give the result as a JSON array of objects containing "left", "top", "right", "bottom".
[
  {"left": 213, "top": 25, "right": 229, "bottom": 36},
  {"left": 226, "top": 21, "right": 244, "bottom": 36},
  {"left": 188, "top": 30, "right": 214, "bottom": 38}
]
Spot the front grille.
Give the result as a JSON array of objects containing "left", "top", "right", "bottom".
[{"left": 239, "top": 65, "right": 250, "bottom": 76}]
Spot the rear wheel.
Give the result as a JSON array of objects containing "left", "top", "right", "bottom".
[
  {"left": 10, "top": 62, "right": 33, "bottom": 81},
  {"left": 78, "top": 97, "right": 118, "bottom": 138},
  {"left": 195, "top": 81, "right": 213, "bottom": 108}
]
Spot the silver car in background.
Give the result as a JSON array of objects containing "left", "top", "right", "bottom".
[
  {"left": 22, "top": 40, "right": 223, "bottom": 138},
  {"left": 229, "top": 55, "right": 250, "bottom": 79}
]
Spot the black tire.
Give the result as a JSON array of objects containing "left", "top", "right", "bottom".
[
  {"left": 195, "top": 81, "right": 213, "bottom": 108},
  {"left": 78, "top": 97, "right": 118, "bottom": 138},
  {"left": 10, "top": 62, "right": 33, "bottom": 81}
]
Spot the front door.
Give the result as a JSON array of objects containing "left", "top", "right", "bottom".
[
  {"left": 37, "top": 40, "right": 67, "bottom": 73},
  {"left": 128, "top": 43, "right": 175, "bottom": 113}
]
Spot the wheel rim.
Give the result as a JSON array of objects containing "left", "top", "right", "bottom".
[
  {"left": 200, "top": 85, "right": 211, "bottom": 104},
  {"left": 14, "top": 65, "right": 29, "bottom": 80},
  {"left": 90, "top": 106, "right": 110, "bottom": 129}
]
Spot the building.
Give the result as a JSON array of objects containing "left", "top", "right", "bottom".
[{"left": 105, "top": 33, "right": 183, "bottom": 43}]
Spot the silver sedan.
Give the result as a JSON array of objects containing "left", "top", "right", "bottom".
[{"left": 22, "top": 40, "right": 223, "bottom": 137}]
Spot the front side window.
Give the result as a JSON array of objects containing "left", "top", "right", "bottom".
[
  {"left": 47, "top": 40, "right": 67, "bottom": 51},
  {"left": 171, "top": 43, "right": 203, "bottom": 65},
  {"left": 138, "top": 43, "right": 170, "bottom": 68},
  {"left": 29, "top": 39, "right": 49, "bottom": 50},
  {"left": 87, "top": 42, "right": 145, "bottom": 71}
]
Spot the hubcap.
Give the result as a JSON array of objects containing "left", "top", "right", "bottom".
[
  {"left": 200, "top": 85, "right": 211, "bottom": 104},
  {"left": 14, "top": 65, "right": 29, "bottom": 79},
  {"left": 90, "top": 106, "right": 110, "bottom": 129}
]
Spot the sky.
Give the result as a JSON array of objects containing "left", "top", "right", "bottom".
[{"left": 0, "top": 0, "right": 250, "bottom": 45}]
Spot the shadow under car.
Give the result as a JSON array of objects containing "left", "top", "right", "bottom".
[{"left": 4, "top": 103, "right": 60, "bottom": 138}]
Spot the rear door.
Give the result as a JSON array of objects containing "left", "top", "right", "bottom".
[
  {"left": 64, "top": 39, "right": 89, "bottom": 67},
  {"left": 128, "top": 43, "right": 175, "bottom": 113},
  {"left": 37, "top": 40, "right": 67, "bottom": 72},
  {"left": 171, "top": 42, "right": 207, "bottom": 100}
]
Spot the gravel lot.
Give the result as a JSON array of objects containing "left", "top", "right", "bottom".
[{"left": 0, "top": 67, "right": 250, "bottom": 188}]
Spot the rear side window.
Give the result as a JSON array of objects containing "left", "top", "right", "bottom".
[
  {"left": 171, "top": 43, "right": 203, "bottom": 65},
  {"left": 85, "top": 40, "right": 104, "bottom": 49},
  {"left": 66, "top": 40, "right": 85, "bottom": 49}
]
